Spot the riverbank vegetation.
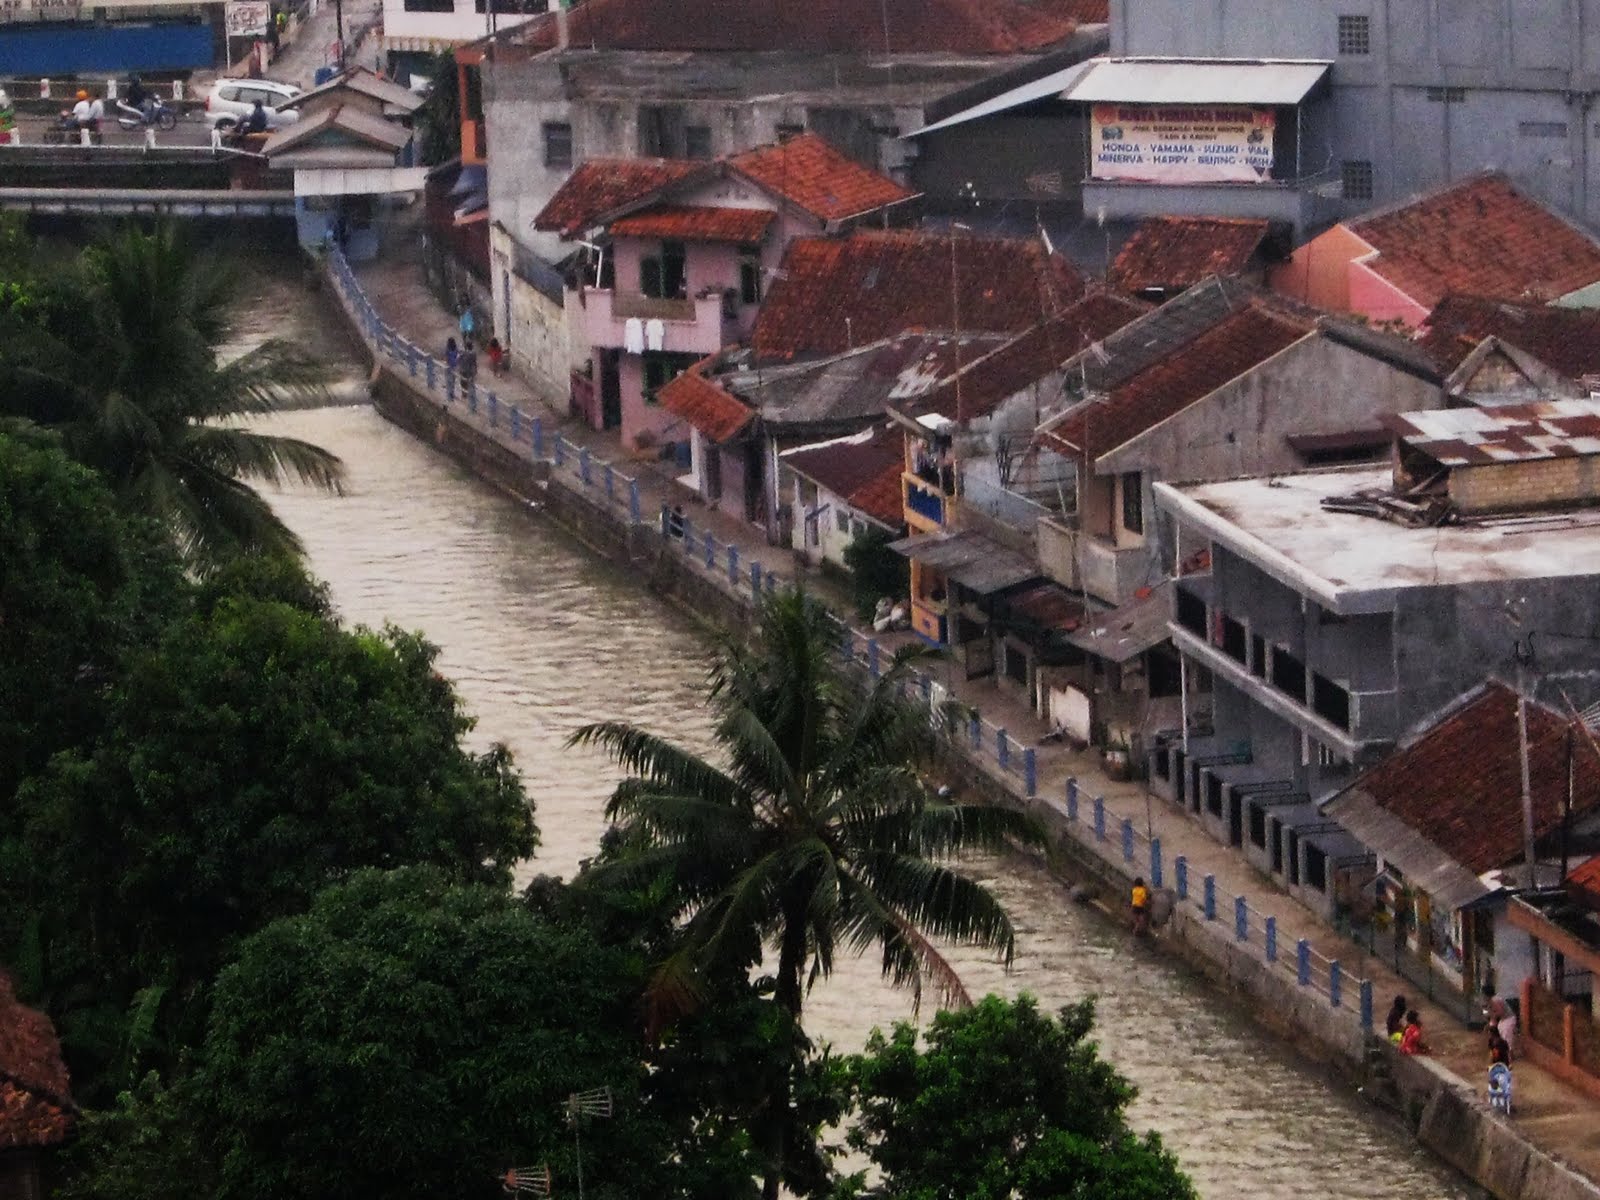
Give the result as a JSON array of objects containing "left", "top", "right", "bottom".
[{"left": 0, "top": 221, "right": 1196, "bottom": 1200}]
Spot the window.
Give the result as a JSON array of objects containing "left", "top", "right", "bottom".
[
  {"left": 641, "top": 352, "right": 694, "bottom": 404},
  {"left": 775, "top": 122, "right": 805, "bottom": 141},
  {"left": 542, "top": 122, "right": 573, "bottom": 169},
  {"left": 1120, "top": 471, "right": 1143, "bottom": 534},
  {"left": 638, "top": 105, "right": 685, "bottom": 157},
  {"left": 835, "top": 507, "right": 851, "bottom": 533},
  {"left": 476, "top": 0, "right": 546, "bottom": 11},
  {"left": 684, "top": 124, "right": 713, "bottom": 160},
  {"left": 1519, "top": 120, "right": 1569, "bottom": 139},
  {"left": 738, "top": 244, "right": 762, "bottom": 305},
  {"left": 1341, "top": 160, "right": 1374, "bottom": 201},
  {"left": 403, "top": 0, "right": 454, "bottom": 11},
  {"left": 640, "top": 241, "right": 687, "bottom": 299},
  {"left": 1425, "top": 87, "right": 1466, "bottom": 103},
  {"left": 1336, "top": 14, "right": 1370, "bottom": 56}
]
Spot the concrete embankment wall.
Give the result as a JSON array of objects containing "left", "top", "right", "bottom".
[{"left": 341, "top": 292, "right": 1599, "bottom": 1200}]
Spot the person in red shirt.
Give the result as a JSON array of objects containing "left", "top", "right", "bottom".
[{"left": 1399, "top": 1010, "right": 1429, "bottom": 1055}]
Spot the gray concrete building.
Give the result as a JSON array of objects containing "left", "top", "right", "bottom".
[{"left": 1109, "top": 0, "right": 1600, "bottom": 229}]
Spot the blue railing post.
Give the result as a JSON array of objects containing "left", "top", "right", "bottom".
[
  {"left": 1203, "top": 875, "right": 1217, "bottom": 921},
  {"left": 1093, "top": 796, "right": 1106, "bottom": 842},
  {"left": 841, "top": 627, "right": 854, "bottom": 662},
  {"left": 727, "top": 543, "right": 740, "bottom": 584},
  {"left": 1175, "top": 855, "right": 1188, "bottom": 900},
  {"left": 660, "top": 506, "right": 671, "bottom": 539},
  {"left": 765, "top": 572, "right": 777, "bottom": 596},
  {"left": 996, "top": 729, "right": 1009, "bottom": 771},
  {"left": 533, "top": 417, "right": 545, "bottom": 458},
  {"left": 969, "top": 713, "right": 981, "bottom": 750},
  {"left": 920, "top": 675, "right": 932, "bottom": 703},
  {"left": 510, "top": 407, "right": 522, "bottom": 441},
  {"left": 750, "top": 561, "right": 763, "bottom": 603},
  {"left": 1359, "top": 980, "right": 1373, "bottom": 1030},
  {"left": 406, "top": 345, "right": 417, "bottom": 378},
  {"left": 629, "top": 480, "right": 641, "bottom": 524},
  {"left": 867, "top": 639, "right": 881, "bottom": 677},
  {"left": 604, "top": 464, "right": 614, "bottom": 501},
  {"left": 488, "top": 393, "right": 498, "bottom": 427},
  {"left": 1234, "top": 896, "right": 1247, "bottom": 942},
  {"left": 553, "top": 436, "right": 565, "bottom": 468},
  {"left": 1330, "top": 961, "right": 1343, "bottom": 1008},
  {"left": 1265, "top": 916, "right": 1278, "bottom": 963},
  {"left": 1297, "top": 939, "right": 1311, "bottom": 986},
  {"left": 1150, "top": 838, "right": 1163, "bottom": 888},
  {"left": 1121, "top": 818, "right": 1133, "bottom": 863},
  {"left": 468, "top": 381, "right": 478, "bottom": 413},
  {"left": 704, "top": 532, "right": 716, "bottom": 569},
  {"left": 426, "top": 357, "right": 436, "bottom": 391},
  {"left": 446, "top": 369, "right": 456, "bottom": 403},
  {"left": 1066, "top": 777, "right": 1079, "bottom": 821},
  {"left": 580, "top": 448, "right": 592, "bottom": 485},
  {"left": 680, "top": 518, "right": 693, "bottom": 553},
  {"left": 1023, "top": 748, "right": 1036, "bottom": 797}
]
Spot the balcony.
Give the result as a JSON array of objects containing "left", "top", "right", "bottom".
[
  {"left": 1037, "top": 516, "right": 1152, "bottom": 608},
  {"left": 580, "top": 289, "right": 732, "bottom": 357},
  {"left": 910, "top": 596, "right": 948, "bottom": 645},
  {"left": 903, "top": 474, "right": 947, "bottom": 529}
]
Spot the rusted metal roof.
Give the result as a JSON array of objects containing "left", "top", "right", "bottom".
[
  {"left": 1386, "top": 398, "right": 1600, "bottom": 466},
  {"left": 1064, "top": 580, "right": 1171, "bottom": 662}
]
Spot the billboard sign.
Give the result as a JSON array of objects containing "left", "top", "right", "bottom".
[
  {"left": 225, "top": 0, "right": 270, "bottom": 37},
  {"left": 1091, "top": 104, "right": 1275, "bottom": 185}
]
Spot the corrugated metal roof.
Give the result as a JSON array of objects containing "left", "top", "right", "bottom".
[
  {"left": 888, "top": 530, "right": 1040, "bottom": 595},
  {"left": 1322, "top": 787, "right": 1497, "bottom": 913},
  {"left": 906, "top": 61, "right": 1094, "bottom": 137},
  {"left": 1064, "top": 580, "right": 1172, "bottom": 662},
  {"left": 1062, "top": 57, "right": 1332, "bottom": 106},
  {"left": 1387, "top": 398, "right": 1600, "bottom": 466}
]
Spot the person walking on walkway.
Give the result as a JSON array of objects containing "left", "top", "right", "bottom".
[
  {"left": 445, "top": 336, "right": 458, "bottom": 373},
  {"left": 1487, "top": 1025, "right": 1512, "bottom": 1066},
  {"left": 459, "top": 338, "right": 479, "bottom": 392},
  {"left": 458, "top": 302, "right": 475, "bottom": 341},
  {"left": 1131, "top": 876, "right": 1151, "bottom": 937}
]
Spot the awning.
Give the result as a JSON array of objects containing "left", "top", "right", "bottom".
[
  {"left": 907, "top": 61, "right": 1094, "bottom": 138},
  {"left": 1321, "top": 787, "right": 1499, "bottom": 913},
  {"left": 888, "top": 530, "right": 1040, "bottom": 596},
  {"left": 1065, "top": 580, "right": 1173, "bottom": 663},
  {"left": 449, "top": 164, "right": 487, "bottom": 198},
  {"left": 1062, "top": 58, "right": 1332, "bottom": 106}
]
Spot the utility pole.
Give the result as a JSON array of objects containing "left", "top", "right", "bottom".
[
  {"left": 335, "top": 0, "right": 345, "bottom": 66},
  {"left": 1515, "top": 638, "right": 1538, "bottom": 888}
]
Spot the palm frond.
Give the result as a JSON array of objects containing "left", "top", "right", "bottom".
[
  {"left": 848, "top": 850, "right": 1018, "bottom": 968},
  {"left": 715, "top": 703, "right": 801, "bottom": 815},
  {"left": 182, "top": 425, "right": 345, "bottom": 492},
  {"left": 835, "top": 867, "right": 970, "bottom": 1012},
  {"left": 203, "top": 339, "right": 335, "bottom": 419},
  {"left": 862, "top": 800, "right": 1047, "bottom": 859},
  {"left": 161, "top": 455, "right": 305, "bottom": 565},
  {"left": 569, "top": 722, "right": 747, "bottom": 814}
]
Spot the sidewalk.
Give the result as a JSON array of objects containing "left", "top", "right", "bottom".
[{"left": 340, "top": 241, "right": 1600, "bottom": 1188}]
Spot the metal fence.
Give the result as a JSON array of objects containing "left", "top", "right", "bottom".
[{"left": 329, "top": 246, "right": 1377, "bottom": 1036}]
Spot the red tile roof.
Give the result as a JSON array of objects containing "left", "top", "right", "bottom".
[
  {"left": 727, "top": 134, "right": 916, "bottom": 224},
  {"left": 781, "top": 426, "right": 905, "bottom": 527},
  {"left": 1353, "top": 683, "right": 1600, "bottom": 875},
  {"left": 916, "top": 291, "right": 1148, "bottom": 420},
  {"left": 0, "top": 973, "right": 74, "bottom": 1151},
  {"left": 1024, "top": 0, "right": 1109, "bottom": 21},
  {"left": 1044, "top": 303, "right": 1309, "bottom": 461},
  {"left": 1418, "top": 294, "right": 1600, "bottom": 380},
  {"left": 658, "top": 363, "right": 755, "bottom": 443},
  {"left": 607, "top": 204, "right": 775, "bottom": 243},
  {"left": 533, "top": 158, "right": 701, "bottom": 237},
  {"left": 1109, "top": 217, "right": 1272, "bottom": 295},
  {"left": 1350, "top": 174, "right": 1600, "bottom": 309},
  {"left": 753, "top": 230, "right": 1089, "bottom": 363},
  {"left": 508, "top": 0, "right": 1078, "bottom": 54}
]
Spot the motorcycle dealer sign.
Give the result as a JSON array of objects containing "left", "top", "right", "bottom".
[
  {"left": 225, "top": 0, "right": 271, "bottom": 37},
  {"left": 1091, "top": 104, "right": 1275, "bottom": 185}
]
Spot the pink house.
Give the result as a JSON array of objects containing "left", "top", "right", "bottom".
[
  {"left": 533, "top": 135, "right": 917, "bottom": 455},
  {"left": 1270, "top": 173, "right": 1600, "bottom": 329}
]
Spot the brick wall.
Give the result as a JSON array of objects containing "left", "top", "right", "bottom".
[{"left": 1449, "top": 457, "right": 1600, "bottom": 514}]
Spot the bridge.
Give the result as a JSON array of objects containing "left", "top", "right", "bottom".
[
  {"left": 0, "top": 187, "right": 295, "bottom": 217},
  {"left": 0, "top": 143, "right": 292, "bottom": 216}
]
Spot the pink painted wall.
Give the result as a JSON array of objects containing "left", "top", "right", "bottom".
[
  {"left": 1347, "top": 260, "right": 1431, "bottom": 328},
  {"left": 615, "top": 354, "right": 679, "bottom": 452},
  {"left": 1268, "top": 224, "right": 1376, "bottom": 314}
]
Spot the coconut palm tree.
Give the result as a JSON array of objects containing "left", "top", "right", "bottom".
[
  {"left": 571, "top": 588, "right": 1043, "bottom": 1199},
  {"left": 0, "top": 223, "right": 343, "bottom": 568}
]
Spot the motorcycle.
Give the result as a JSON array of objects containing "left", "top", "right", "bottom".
[
  {"left": 49, "top": 110, "right": 102, "bottom": 145},
  {"left": 116, "top": 99, "right": 178, "bottom": 132}
]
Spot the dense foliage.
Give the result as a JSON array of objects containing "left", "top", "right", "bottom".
[
  {"left": 842, "top": 525, "right": 909, "bottom": 621},
  {"left": 844, "top": 995, "right": 1197, "bottom": 1200}
]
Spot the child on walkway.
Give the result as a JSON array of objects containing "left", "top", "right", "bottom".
[
  {"left": 445, "top": 336, "right": 458, "bottom": 372},
  {"left": 487, "top": 337, "right": 506, "bottom": 375},
  {"left": 1386, "top": 994, "right": 1408, "bottom": 1042},
  {"left": 1399, "top": 1010, "right": 1429, "bottom": 1055}
]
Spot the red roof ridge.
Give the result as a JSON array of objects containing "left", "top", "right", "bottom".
[
  {"left": 726, "top": 133, "right": 916, "bottom": 223},
  {"left": 657, "top": 361, "right": 755, "bottom": 444}
]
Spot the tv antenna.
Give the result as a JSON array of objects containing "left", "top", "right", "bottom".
[{"left": 564, "top": 1087, "right": 613, "bottom": 1200}]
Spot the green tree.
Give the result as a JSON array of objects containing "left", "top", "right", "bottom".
[
  {"left": 843, "top": 995, "right": 1196, "bottom": 1200},
  {"left": 65, "top": 868, "right": 671, "bottom": 1200},
  {"left": 11, "top": 599, "right": 535, "bottom": 1092},
  {"left": 572, "top": 589, "right": 1042, "bottom": 1199},
  {"left": 414, "top": 51, "right": 462, "bottom": 166},
  {"left": 842, "top": 525, "right": 909, "bottom": 621},
  {"left": 0, "top": 224, "right": 343, "bottom": 567}
]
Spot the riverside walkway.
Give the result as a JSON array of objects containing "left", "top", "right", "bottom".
[{"left": 334, "top": 236, "right": 1600, "bottom": 1193}]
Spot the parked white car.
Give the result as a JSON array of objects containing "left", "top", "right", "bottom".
[{"left": 205, "top": 79, "right": 302, "bottom": 130}]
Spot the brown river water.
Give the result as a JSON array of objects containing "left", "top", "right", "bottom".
[{"left": 241, "top": 255, "right": 1479, "bottom": 1198}]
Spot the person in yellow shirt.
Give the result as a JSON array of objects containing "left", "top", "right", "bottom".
[{"left": 1131, "top": 876, "right": 1151, "bottom": 936}]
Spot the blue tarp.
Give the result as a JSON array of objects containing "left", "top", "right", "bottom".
[{"left": 0, "top": 22, "right": 214, "bottom": 76}]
